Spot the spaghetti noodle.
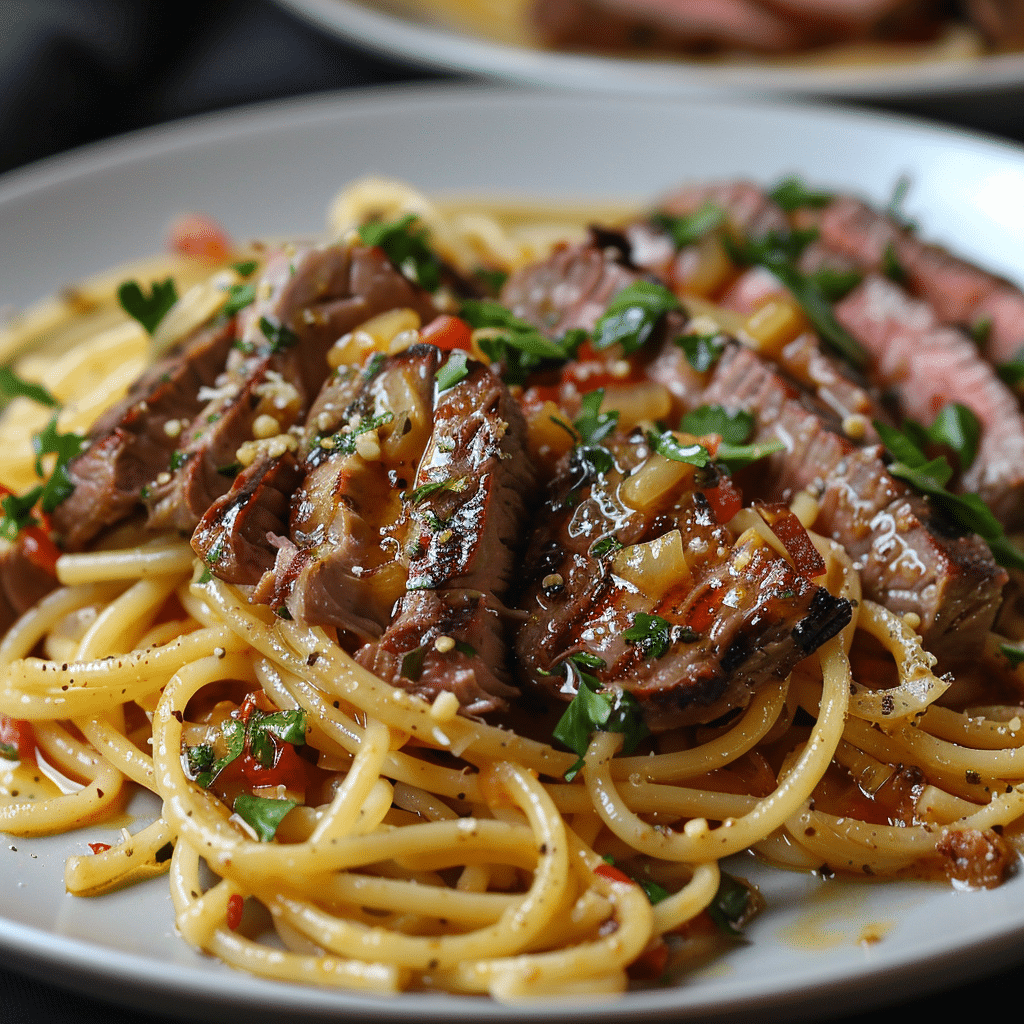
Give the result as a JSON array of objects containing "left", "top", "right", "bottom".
[{"left": 1, "top": 177, "right": 1023, "bottom": 1001}]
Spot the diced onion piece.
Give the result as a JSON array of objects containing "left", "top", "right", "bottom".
[
  {"left": 672, "top": 233, "right": 737, "bottom": 298},
  {"left": 619, "top": 452, "right": 696, "bottom": 512},
  {"left": 681, "top": 297, "right": 746, "bottom": 338},
  {"left": 526, "top": 400, "right": 576, "bottom": 470},
  {"left": 359, "top": 308, "right": 423, "bottom": 349},
  {"left": 151, "top": 268, "right": 241, "bottom": 358},
  {"left": 601, "top": 381, "right": 671, "bottom": 432},
  {"left": 743, "top": 296, "right": 808, "bottom": 359},
  {"left": 611, "top": 529, "right": 692, "bottom": 593},
  {"left": 328, "top": 308, "right": 423, "bottom": 368}
]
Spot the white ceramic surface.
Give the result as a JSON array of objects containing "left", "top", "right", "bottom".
[
  {"left": 275, "top": 0, "right": 1024, "bottom": 101},
  {"left": 2, "top": 86, "right": 1024, "bottom": 1023}
]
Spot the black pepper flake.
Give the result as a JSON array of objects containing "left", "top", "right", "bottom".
[
  {"left": 966, "top": 770, "right": 981, "bottom": 785},
  {"left": 172, "top": 710, "right": 184, "bottom": 723}
]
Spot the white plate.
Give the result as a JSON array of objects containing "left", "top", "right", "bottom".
[
  {"left": 274, "top": 0, "right": 1024, "bottom": 101},
  {"left": 3, "top": 85, "right": 1024, "bottom": 1023}
]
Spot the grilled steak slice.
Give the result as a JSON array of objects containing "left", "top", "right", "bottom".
[
  {"left": 356, "top": 589, "right": 520, "bottom": 717},
  {"left": 356, "top": 359, "right": 535, "bottom": 715},
  {"left": 49, "top": 318, "right": 236, "bottom": 551},
  {"left": 191, "top": 452, "right": 305, "bottom": 585},
  {"left": 795, "top": 193, "right": 1024, "bottom": 365},
  {"left": 146, "top": 242, "right": 437, "bottom": 534},
  {"left": 253, "top": 346, "right": 440, "bottom": 641},
  {"left": 500, "top": 236, "right": 646, "bottom": 337},
  {"left": 699, "top": 343, "right": 1007, "bottom": 659},
  {"left": 515, "top": 428, "right": 850, "bottom": 731},
  {"left": 835, "top": 274, "right": 1024, "bottom": 527}
]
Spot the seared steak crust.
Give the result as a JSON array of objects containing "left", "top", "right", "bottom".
[
  {"left": 514, "top": 430, "right": 851, "bottom": 731},
  {"left": 356, "top": 359, "right": 536, "bottom": 715},
  {"left": 146, "top": 242, "right": 437, "bottom": 534},
  {"left": 700, "top": 343, "right": 1007, "bottom": 659},
  {"left": 50, "top": 318, "right": 236, "bottom": 550}
]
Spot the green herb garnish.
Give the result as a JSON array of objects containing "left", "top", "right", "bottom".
[
  {"left": 232, "top": 794, "right": 297, "bottom": 842},
  {"left": 118, "top": 278, "right": 178, "bottom": 335},
  {"left": 0, "top": 367, "right": 58, "bottom": 408},
  {"left": 358, "top": 214, "right": 442, "bottom": 292},
  {"left": 591, "top": 281, "right": 682, "bottom": 356}
]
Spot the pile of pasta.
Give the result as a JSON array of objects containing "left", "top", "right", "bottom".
[{"left": 1, "top": 179, "right": 1024, "bottom": 1001}]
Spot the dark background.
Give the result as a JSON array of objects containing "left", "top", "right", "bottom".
[{"left": 0, "top": 0, "right": 1020, "bottom": 1020}]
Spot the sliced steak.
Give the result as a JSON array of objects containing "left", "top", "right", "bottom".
[
  {"left": 145, "top": 242, "right": 437, "bottom": 534},
  {"left": 835, "top": 274, "right": 1024, "bottom": 527},
  {"left": 357, "top": 359, "right": 535, "bottom": 716},
  {"left": 190, "top": 451, "right": 305, "bottom": 585},
  {"left": 253, "top": 346, "right": 440, "bottom": 641},
  {"left": 49, "top": 318, "right": 236, "bottom": 551},
  {"left": 698, "top": 343, "right": 1007, "bottom": 659},
  {"left": 515, "top": 429, "right": 851, "bottom": 731},
  {"left": 500, "top": 237, "right": 645, "bottom": 338},
  {"left": 796, "top": 194, "right": 1024, "bottom": 365}
]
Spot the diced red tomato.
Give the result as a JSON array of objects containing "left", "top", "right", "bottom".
[
  {"left": 167, "top": 213, "right": 232, "bottom": 264},
  {"left": 88, "top": 842, "right": 112, "bottom": 855},
  {"left": 0, "top": 714, "right": 36, "bottom": 764},
  {"left": 701, "top": 475, "right": 743, "bottom": 524},
  {"left": 238, "top": 741, "right": 313, "bottom": 793},
  {"left": 226, "top": 893, "right": 245, "bottom": 931},
  {"left": 19, "top": 527, "right": 60, "bottom": 577},
  {"left": 0, "top": 483, "right": 60, "bottom": 578},
  {"left": 594, "top": 862, "right": 635, "bottom": 886},
  {"left": 419, "top": 314, "right": 473, "bottom": 351}
]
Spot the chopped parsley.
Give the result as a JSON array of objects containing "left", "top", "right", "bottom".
[
  {"left": 232, "top": 793, "right": 297, "bottom": 842},
  {"left": 358, "top": 214, "right": 442, "bottom": 292},
  {"left": 768, "top": 176, "right": 832, "bottom": 213},
  {"left": 881, "top": 242, "right": 907, "bottom": 285},
  {"left": 553, "top": 656, "right": 649, "bottom": 781},
  {"left": 706, "top": 872, "right": 755, "bottom": 937},
  {"left": 222, "top": 282, "right": 256, "bottom": 316},
  {"left": 874, "top": 417, "right": 1024, "bottom": 571},
  {"left": 435, "top": 349, "right": 469, "bottom": 392},
  {"left": 258, "top": 316, "right": 298, "bottom": 354},
  {"left": 0, "top": 367, "right": 58, "bottom": 408},
  {"left": 590, "top": 535, "right": 624, "bottom": 559},
  {"left": 677, "top": 331, "right": 727, "bottom": 372},
  {"left": 574, "top": 389, "right": 619, "bottom": 447},
  {"left": 188, "top": 706, "right": 307, "bottom": 791},
  {"left": 997, "top": 348, "right": 1024, "bottom": 387},
  {"left": 650, "top": 201, "right": 726, "bottom": 248},
  {"left": 1000, "top": 643, "right": 1024, "bottom": 669},
  {"left": 646, "top": 425, "right": 711, "bottom": 467},
  {"left": 459, "top": 299, "right": 576, "bottom": 385},
  {"left": 31, "top": 415, "right": 86, "bottom": 512},
  {"left": 725, "top": 230, "right": 868, "bottom": 368},
  {"left": 403, "top": 476, "right": 466, "bottom": 506},
  {"left": 591, "top": 281, "right": 681, "bottom": 356},
  {"left": 318, "top": 411, "right": 394, "bottom": 457},
  {"left": 621, "top": 612, "right": 697, "bottom": 659},
  {"left": 680, "top": 404, "right": 784, "bottom": 473},
  {"left": 0, "top": 490, "right": 40, "bottom": 541},
  {"left": 231, "top": 259, "right": 260, "bottom": 277},
  {"left": 118, "top": 277, "right": 178, "bottom": 335}
]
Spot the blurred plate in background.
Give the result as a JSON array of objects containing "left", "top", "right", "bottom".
[{"left": 273, "top": 0, "right": 1024, "bottom": 103}]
